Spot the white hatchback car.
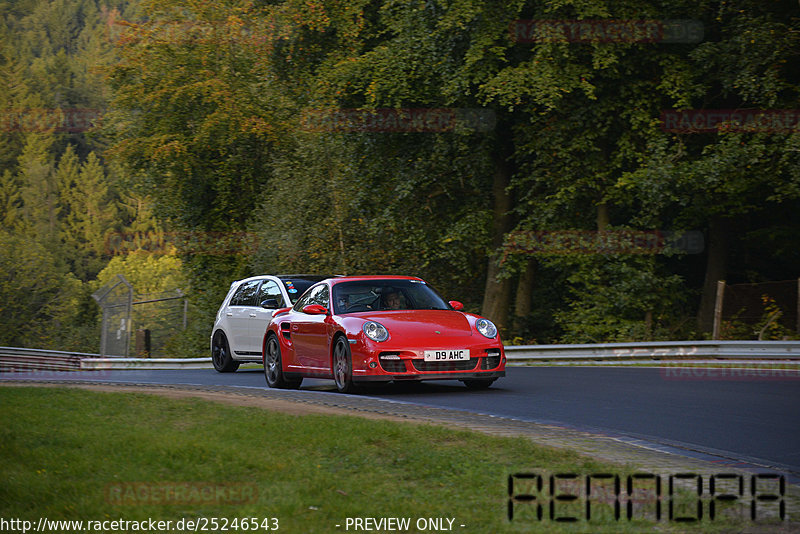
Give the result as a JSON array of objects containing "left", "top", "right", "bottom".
[{"left": 210, "top": 274, "right": 330, "bottom": 372}]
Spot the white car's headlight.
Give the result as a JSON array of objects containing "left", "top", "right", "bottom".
[
  {"left": 475, "top": 318, "right": 497, "bottom": 339},
  {"left": 363, "top": 321, "right": 389, "bottom": 342}
]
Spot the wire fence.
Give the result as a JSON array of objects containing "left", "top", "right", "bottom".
[
  {"left": 91, "top": 275, "right": 133, "bottom": 357},
  {"left": 92, "top": 275, "right": 187, "bottom": 357},
  {"left": 131, "top": 290, "right": 188, "bottom": 357}
]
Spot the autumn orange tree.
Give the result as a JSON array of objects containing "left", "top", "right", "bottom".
[{"left": 105, "top": 0, "right": 290, "bottom": 341}]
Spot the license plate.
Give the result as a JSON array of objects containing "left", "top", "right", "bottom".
[{"left": 423, "top": 349, "right": 470, "bottom": 362}]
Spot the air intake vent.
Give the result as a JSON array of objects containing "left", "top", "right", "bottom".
[{"left": 379, "top": 353, "right": 406, "bottom": 373}]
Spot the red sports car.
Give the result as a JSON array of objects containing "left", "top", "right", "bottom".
[{"left": 262, "top": 275, "right": 506, "bottom": 392}]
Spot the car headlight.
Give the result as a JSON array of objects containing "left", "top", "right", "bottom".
[
  {"left": 363, "top": 321, "right": 389, "bottom": 342},
  {"left": 475, "top": 318, "right": 497, "bottom": 339}
]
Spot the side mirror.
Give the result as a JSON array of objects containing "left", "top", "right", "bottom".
[
  {"left": 302, "top": 304, "right": 329, "bottom": 315},
  {"left": 449, "top": 300, "right": 464, "bottom": 311},
  {"left": 261, "top": 299, "right": 280, "bottom": 309}
]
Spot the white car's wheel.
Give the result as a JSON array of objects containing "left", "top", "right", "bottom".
[{"left": 212, "top": 332, "right": 239, "bottom": 373}]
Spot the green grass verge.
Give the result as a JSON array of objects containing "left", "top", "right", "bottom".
[{"left": 0, "top": 386, "right": 763, "bottom": 533}]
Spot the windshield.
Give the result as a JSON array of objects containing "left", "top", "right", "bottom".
[
  {"left": 280, "top": 277, "right": 329, "bottom": 304},
  {"left": 332, "top": 279, "right": 450, "bottom": 314}
]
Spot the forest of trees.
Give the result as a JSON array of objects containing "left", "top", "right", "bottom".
[{"left": 1, "top": 0, "right": 798, "bottom": 354}]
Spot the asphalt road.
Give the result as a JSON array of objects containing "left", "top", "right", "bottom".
[{"left": 3, "top": 366, "right": 798, "bottom": 478}]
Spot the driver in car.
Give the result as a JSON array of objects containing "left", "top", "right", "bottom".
[{"left": 382, "top": 289, "right": 405, "bottom": 310}]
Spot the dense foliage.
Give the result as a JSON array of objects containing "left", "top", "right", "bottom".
[{"left": 1, "top": 0, "right": 798, "bottom": 353}]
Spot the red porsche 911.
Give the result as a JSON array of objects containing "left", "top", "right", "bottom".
[{"left": 262, "top": 275, "right": 506, "bottom": 392}]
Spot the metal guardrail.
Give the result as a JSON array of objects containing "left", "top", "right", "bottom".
[
  {"left": 2, "top": 341, "right": 800, "bottom": 373},
  {"left": 80, "top": 357, "right": 213, "bottom": 370},
  {"left": 0, "top": 346, "right": 92, "bottom": 372},
  {"left": 0, "top": 346, "right": 214, "bottom": 371},
  {"left": 504, "top": 340, "right": 800, "bottom": 360}
]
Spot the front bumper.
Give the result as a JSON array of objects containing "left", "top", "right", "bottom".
[
  {"left": 354, "top": 369, "right": 505, "bottom": 382},
  {"left": 350, "top": 341, "right": 506, "bottom": 382}
]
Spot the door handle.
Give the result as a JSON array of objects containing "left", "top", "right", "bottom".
[
  {"left": 249, "top": 313, "right": 257, "bottom": 317},
  {"left": 226, "top": 313, "right": 233, "bottom": 316}
]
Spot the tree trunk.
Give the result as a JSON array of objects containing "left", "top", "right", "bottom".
[
  {"left": 512, "top": 258, "right": 536, "bottom": 338},
  {"left": 481, "top": 142, "right": 513, "bottom": 331},
  {"left": 697, "top": 217, "right": 730, "bottom": 333},
  {"left": 596, "top": 201, "right": 610, "bottom": 231}
]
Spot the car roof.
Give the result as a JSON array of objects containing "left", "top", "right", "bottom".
[
  {"left": 227, "top": 274, "right": 335, "bottom": 292},
  {"left": 325, "top": 275, "right": 424, "bottom": 285},
  {"left": 233, "top": 274, "right": 333, "bottom": 283},
  {"left": 277, "top": 274, "right": 333, "bottom": 281}
]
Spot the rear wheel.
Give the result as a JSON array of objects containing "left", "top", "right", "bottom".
[
  {"left": 264, "top": 334, "right": 302, "bottom": 389},
  {"left": 462, "top": 378, "right": 496, "bottom": 390},
  {"left": 333, "top": 336, "right": 358, "bottom": 393},
  {"left": 211, "top": 332, "right": 239, "bottom": 373}
]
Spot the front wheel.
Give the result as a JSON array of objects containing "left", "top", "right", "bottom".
[
  {"left": 212, "top": 332, "right": 239, "bottom": 373},
  {"left": 264, "top": 335, "right": 302, "bottom": 389},
  {"left": 462, "top": 378, "right": 496, "bottom": 390},
  {"left": 332, "top": 336, "right": 358, "bottom": 393}
]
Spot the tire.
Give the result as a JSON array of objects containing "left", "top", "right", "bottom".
[
  {"left": 462, "top": 378, "right": 496, "bottom": 390},
  {"left": 332, "top": 336, "right": 358, "bottom": 393},
  {"left": 211, "top": 331, "right": 240, "bottom": 373},
  {"left": 264, "top": 334, "right": 302, "bottom": 389}
]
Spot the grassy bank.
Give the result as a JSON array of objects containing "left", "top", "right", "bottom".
[{"left": 0, "top": 386, "right": 750, "bottom": 532}]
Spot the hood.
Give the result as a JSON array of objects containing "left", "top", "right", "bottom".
[{"left": 366, "top": 310, "right": 473, "bottom": 340}]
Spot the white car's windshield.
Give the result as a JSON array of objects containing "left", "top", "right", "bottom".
[
  {"left": 332, "top": 280, "right": 450, "bottom": 314},
  {"left": 280, "top": 276, "right": 329, "bottom": 304}
]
